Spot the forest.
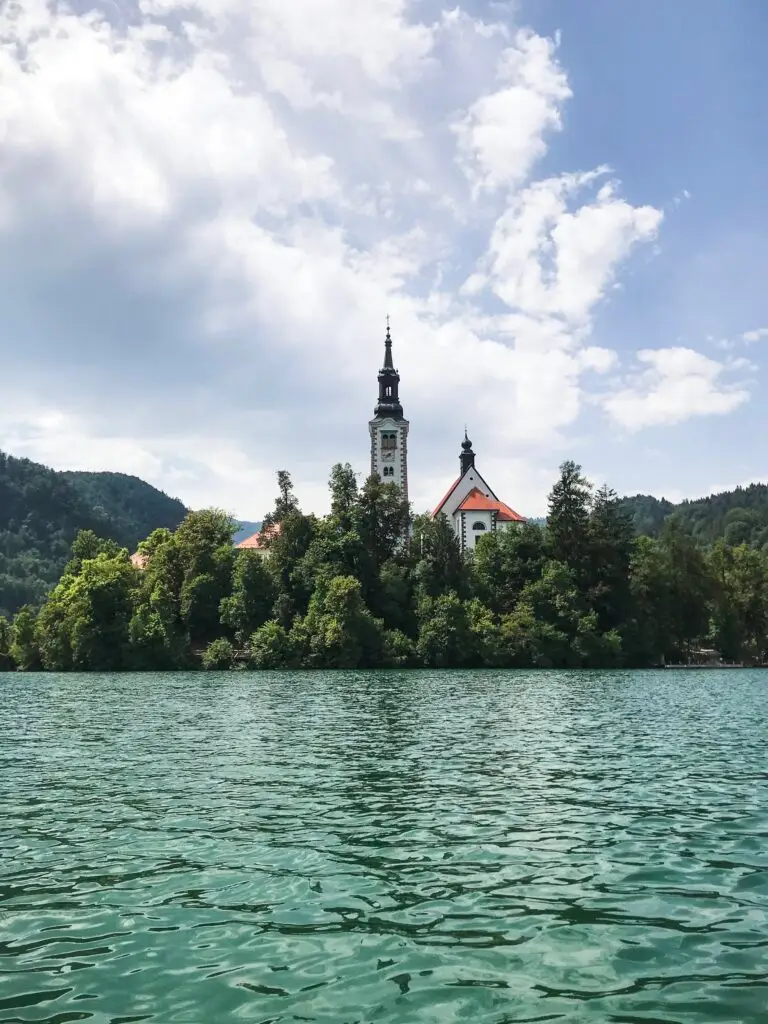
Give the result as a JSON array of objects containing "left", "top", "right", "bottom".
[
  {"left": 0, "top": 451, "right": 187, "bottom": 617},
  {"left": 3, "top": 460, "right": 768, "bottom": 673}
]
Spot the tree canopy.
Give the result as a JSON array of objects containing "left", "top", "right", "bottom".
[
  {"left": 6, "top": 459, "right": 768, "bottom": 673},
  {"left": 0, "top": 450, "right": 187, "bottom": 618}
]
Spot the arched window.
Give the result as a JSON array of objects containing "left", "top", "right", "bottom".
[
  {"left": 383, "top": 466, "right": 394, "bottom": 477},
  {"left": 472, "top": 521, "right": 486, "bottom": 531},
  {"left": 385, "top": 386, "right": 392, "bottom": 397}
]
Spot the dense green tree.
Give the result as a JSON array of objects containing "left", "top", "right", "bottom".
[
  {"left": 35, "top": 552, "right": 136, "bottom": 671},
  {"left": 171, "top": 510, "right": 235, "bottom": 644},
  {"left": 220, "top": 550, "right": 275, "bottom": 643},
  {"left": 512, "top": 560, "right": 616, "bottom": 668},
  {"left": 260, "top": 469, "right": 300, "bottom": 536},
  {"left": 624, "top": 536, "right": 673, "bottom": 666},
  {"left": 473, "top": 523, "right": 546, "bottom": 613},
  {"left": 709, "top": 542, "right": 768, "bottom": 663},
  {"left": 381, "top": 628, "right": 417, "bottom": 667},
  {"left": 249, "top": 621, "right": 298, "bottom": 669},
  {"left": 416, "top": 592, "right": 476, "bottom": 668},
  {"left": 10, "top": 605, "right": 41, "bottom": 671},
  {"left": 371, "top": 560, "right": 416, "bottom": 636},
  {"left": 18, "top": 453, "right": 768, "bottom": 673},
  {"left": 659, "top": 521, "right": 711, "bottom": 660},
  {"left": 202, "top": 638, "right": 236, "bottom": 671},
  {"left": 294, "top": 574, "right": 384, "bottom": 669},
  {"left": 0, "top": 450, "right": 185, "bottom": 618},
  {"left": 328, "top": 463, "right": 359, "bottom": 532},
  {"left": 411, "top": 513, "right": 470, "bottom": 600},
  {"left": 128, "top": 601, "right": 183, "bottom": 670},
  {"left": 586, "top": 486, "right": 635, "bottom": 634},
  {"left": 137, "top": 527, "right": 174, "bottom": 558},
  {"left": 546, "top": 461, "right": 593, "bottom": 580},
  {"left": 355, "top": 474, "right": 410, "bottom": 568},
  {"left": 465, "top": 598, "right": 505, "bottom": 667},
  {"left": 0, "top": 615, "right": 12, "bottom": 670},
  {"left": 268, "top": 511, "right": 320, "bottom": 624},
  {"left": 64, "top": 530, "right": 121, "bottom": 576}
]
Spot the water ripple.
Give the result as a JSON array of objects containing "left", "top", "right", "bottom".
[{"left": 1, "top": 669, "right": 768, "bottom": 1022}]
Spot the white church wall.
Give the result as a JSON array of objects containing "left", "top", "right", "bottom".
[
  {"left": 465, "top": 509, "right": 494, "bottom": 549},
  {"left": 437, "top": 466, "right": 498, "bottom": 520}
]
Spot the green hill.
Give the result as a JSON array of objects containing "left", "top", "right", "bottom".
[
  {"left": 621, "top": 483, "right": 768, "bottom": 547},
  {"left": 0, "top": 451, "right": 187, "bottom": 617}
]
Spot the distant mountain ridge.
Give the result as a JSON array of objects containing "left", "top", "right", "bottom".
[
  {"left": 0, "top": 451, "right": 187, "bottom": 617},
  {"left": 4, "top": 444, "right": 768, "bottom": 618},
  {"left": 620, "top": 483, "right": 768, "bottom": 547}
]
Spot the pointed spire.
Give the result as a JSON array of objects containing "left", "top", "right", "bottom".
[
  {"left": 374, "top": 314, "right": 403, "bottom": 419},
  {"left": 383, "top": 314, "right": 394, "bottom": 369},
  {"left": 460, "top": 429, "right": 475, "bottom": 474}
]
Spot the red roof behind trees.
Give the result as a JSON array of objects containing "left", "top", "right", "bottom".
[
  {"left": 456, "top": 488, "right": 526, "bottom": 522},
  {"left": 236, "top": 522, "right": 281, "bottom": 550}
]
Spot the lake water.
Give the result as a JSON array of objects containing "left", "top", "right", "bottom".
[{"left": 2, "top": 670, "right": 768, "bottom": 1023}]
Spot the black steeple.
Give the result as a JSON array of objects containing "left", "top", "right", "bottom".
[
  {"left": 374, "top": 316, "right": 403, "bottom": 419},
  {"left": 460, "top": 428, "right": 475, "bottom": 475}
]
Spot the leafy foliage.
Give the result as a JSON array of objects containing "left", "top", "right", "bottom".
[
  {"left": 621, "top": 483, "right": 768, "bottom": 548},
  {"left": 9, "top": 458, "right": 768, "bottom": 674},
  {"left": 0, "top": 450, "right": 187, "bottom": 617}
]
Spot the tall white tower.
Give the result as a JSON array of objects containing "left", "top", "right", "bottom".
[{"left": 369, "top": 319, "right": 409, "bottom": 502}]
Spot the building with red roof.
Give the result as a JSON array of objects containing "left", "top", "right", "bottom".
[
  {"left": 432, "top": 432, "right": 526, "bottom": 552},
  {"left": 235, "top": 521, "right": 280, "bottom": 555}
]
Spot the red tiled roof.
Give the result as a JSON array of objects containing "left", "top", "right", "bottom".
[
  {"left": 236, "top": 522, "right": 280, "bottom": 550},
  {"left": 432, "top": 476, "right": 461, "bottom": 517},
  {"left": 456, "top": 487, "right": 526, "bottom": 522}
]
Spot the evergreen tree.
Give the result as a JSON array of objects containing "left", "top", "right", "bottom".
[
  {"left": 411, "top": 513, "right": 470, "bottom": 599},
  {"left": 546, "top": 461, "right": 592, "bottom": 582},
  {"left": 473, "top": 523, "right": 546, "bottom": 613},
  {"left": 261, "top": 469, "right": 300, "bottom": 535},
  {"left": 659, "top": 520, "right": 711, "bottom": 660},
  {"left": 586, "top": 485, "right": 635, "bottom": 635}
]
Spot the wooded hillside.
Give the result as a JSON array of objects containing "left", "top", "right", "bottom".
[
  {"left": 621, "top": 484, "right": 768, "bottom": 547},
  {"left": 0, "top": 451, "right": 187, "bottom": 616}
]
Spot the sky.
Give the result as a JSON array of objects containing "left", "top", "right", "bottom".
[{"left": 1, "top": 0, "right": 767, "bottom": 520}]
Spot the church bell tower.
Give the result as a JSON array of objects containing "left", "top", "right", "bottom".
[{"left": 369, "top": 318, "right": 409, "bottom": 502}]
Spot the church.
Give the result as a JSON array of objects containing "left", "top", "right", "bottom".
[
  {"left": 236, "top": 321, "right": 527, "bottom": 555},
  {"left": 369, "top": 322, "right": 526, "bottom": 551}
]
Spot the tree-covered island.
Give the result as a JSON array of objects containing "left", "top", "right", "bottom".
[{"left": 2, "top": 460, "right": 768, "bottom": 672}]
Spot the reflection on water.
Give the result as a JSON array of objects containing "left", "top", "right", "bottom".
[{"left": 2, "top": 669, "right": 768, "bottom": 1022}]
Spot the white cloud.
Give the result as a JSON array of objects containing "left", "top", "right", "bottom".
[
  {"left": 454, "top": 28, "right": 571, "bottom": 192},
  {"left": 742, "top": 327, "right": 768, "bottom": 343},
  {"left": 0, "top": 0, "right": 681, "bottom": 519},
  {"left": 603, "top": 348, "right": 750, "bottom": 431},
  {"left": 478, "top": 172, "right": 662, "bottom": 322}
]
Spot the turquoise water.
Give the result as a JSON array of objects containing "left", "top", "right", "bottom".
[{"left": 2, "top": 670, "right": 768, "bottom": 1023}]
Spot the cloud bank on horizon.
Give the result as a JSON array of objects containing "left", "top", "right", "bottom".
[{"left": 1, "top": 0, "right": 766, "bottom": 518}]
